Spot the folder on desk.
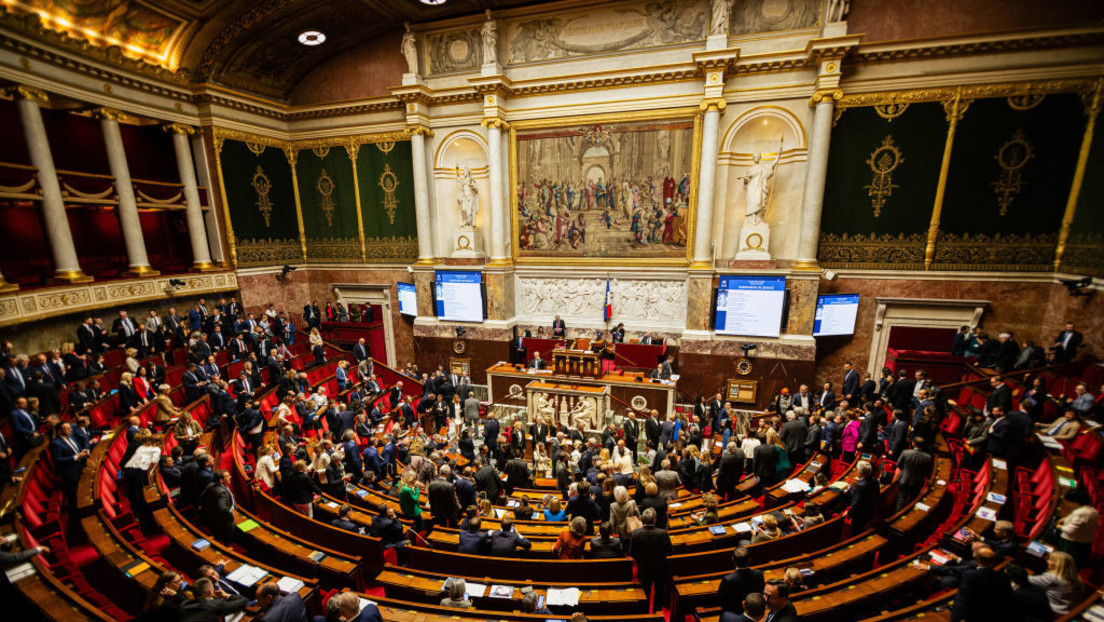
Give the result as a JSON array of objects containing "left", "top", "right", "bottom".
[
  {"left": 277, "top": 577, "right": 305, "bottom": 594},
  {"left": 236, "top": 518, "right": 260, "bottom": 532},
  {"left": 191, "top": 538, "right": 210, "bottom": 551}
]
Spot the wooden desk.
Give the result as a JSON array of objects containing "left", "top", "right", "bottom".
[
  {"left": 405, "top": 545, "right": 634, "bottom": 584},
  {"left": 371, "top": 593, "right": 663, "bottom": 622},
  {"left": 376, "top": 564, "right": 648, "bottom": 615},
  {"left": 486, "top": 363, "right": 676, "bottom": 413}
]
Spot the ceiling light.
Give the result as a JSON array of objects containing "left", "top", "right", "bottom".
[
  {"left": 418, "top": 0, "right": 448, "bottom": 5},
  {"left": 298, "top": 31, "right": 326, "bottom": 46}
]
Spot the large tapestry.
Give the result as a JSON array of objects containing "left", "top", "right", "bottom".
[
  {"left": 294, "top": 146, "right": 360, "bottom": 264},
  {"left": 513, "top": 116, "right": 697, "bottom": 261},
  {"left": 216, "top": 138, "right": 301, "bottom": 268},
  {"left": 355, "top": 140, "right": 419, "bottom": 263}
]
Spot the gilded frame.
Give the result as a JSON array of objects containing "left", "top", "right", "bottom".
[{"left": 508, "top": 107, "right": 702, "bottom": 267}]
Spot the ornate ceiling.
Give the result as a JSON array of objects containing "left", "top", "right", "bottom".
[{"left": 0, "top": 0, "right": 551, "bottom": 100}]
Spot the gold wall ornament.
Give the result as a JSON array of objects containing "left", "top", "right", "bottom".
[
  {"left": 235, "top": 238, "right": 302, "bottom": 267},
  {"left": 316, "top": 168, "right": 336, "bottom": 226},
  {"left": 251, "top": 166, "right": 274, "bottom": 227},
  {"left": 376, "top": 142, "right": 396, "bottom": 154},
  {"left": 312, "top": 147, "right": 330, "bottom": 159},
  {"left": 932, "top": 231, "right": 1056, "bottom": 271},
  {"left": 817, "top": 232, "right": 926, "bottom": 269},
  {"left": 874, "top": 102, "right": 909, "bottom": 121},
  {"left": 926, "top": 90, "right": 971, "bottom": 270},
  {"left": 364, "top": 236, "right": 419, "bottom": 261},
  {"left": 863, "top": 135, "right": 904, "bottom": 218},
  {"left": 991, "top": 129, "right": 1034, "bottom": 217},
  {"left": 304, "top": 237, "right": 361, "bottom": 263},
  {"left": 246, "top": 142, "right": 266, "bottom": 156},
  {"left": 1007, "top": 93, "right": 1045, "bottom": 111},
  {"left": 378, "top": 164, "right": 400, "bottom": 225}
]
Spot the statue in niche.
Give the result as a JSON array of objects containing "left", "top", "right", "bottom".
[
  {"left": 482, "top": 10, "right": 498, "bottom": 66},
  {"left": 710, "top": 0, "right": 730, "bottom": 36},
  {"left": 740, "top": 138, "right": 783, "bottom": 226},
  {"left": 456, "top": 167, "right": 479, "bottom": 229},
  {"left": 568, "top": 397, "right": 597, "bottom": 430},
  {"left": 826, "top": 0, "right": 851, "bottom": 22},
  {"left": 401, "top": 23, "right": 418, "bottom": 75}
]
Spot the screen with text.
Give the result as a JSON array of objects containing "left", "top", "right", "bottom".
[
  {"left": 715, "top": 276, "right": 786, "bottom": 337},
  {"left": 434, "top": 271, "right": 483, "bottom": 322}
]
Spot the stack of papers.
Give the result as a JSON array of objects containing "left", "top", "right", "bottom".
[
  {"left": 709, "top": 525, "right": 727, "bottom": 535},
  {"left": 191, "top": 539, "right": 210, "bottom": 551},
  {"left": 976, "top": 507, "right": 998, "bottom": 522},
  {"left": 828, "top": 481, "right": 850, "bottom": 491},
  {"left": 465, "top": 582, "right": 488, "bottom": 598},
  {"left": 546, "top": 587, "right": 581, "bottom": 607},
  {"left": 986, "top": 493, "right": 1007, "bottom": 505},
  {"left": 5, "top": 562, "right": 35, "bottom": 584},
  {"left": 225, "top": 564, "right": 267, "bottom": 587},
  {"left": 992, "top": 459, "right": 1008, "bottom": 470},
  {"left": 733, "top": 522, "right": 752, "bottom": 533},
  {"left": 1037, "top": 434, "right": 1064, "bottom": 450},
  {"left": 781, "top": 479, "right": 811, "bottom": 493},
  {"left": 1026, "top": 541, "right": 1054, "bottom": 558},
  {"left": 914, "top": 503, "right": 931, "bottom": 512},
  {"left": 1058, "top": 477, "right": 1078, "bottom": 488},
  {"left": 489, "top": 585, "right": 514, "bottom": 598},
  {"left": 277, "top": 577, "right": 305, "bottom": 593}
]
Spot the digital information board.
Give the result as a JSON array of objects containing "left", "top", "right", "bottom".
[
  {"left": 813, "top": 294, "right": 860, "bottom": 336},
  {"left": 434, "top": 271, "right": 483, "bottom": 322},
  {"left": 715, "top": 276, "right": 786, "bottom": 337}
]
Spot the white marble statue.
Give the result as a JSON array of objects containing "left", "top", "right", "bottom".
[
  {"left": 741, "top": 138, "right": 783, "bottom": 226},
  {"left": 826, "top": 0, "right": 851, "bottom": 22},
  {"left": 456, "top": 167, "right": 479, "bottom": 229},
  {"left": 569, "top": 398, "right": 596, "bottom": 430},
  {"left": 482, "top": 10, "right": 498, "bottom": 66},
  {"left": 710, "top": 0, "right": 730, "bottom": 36},
  {"left": 401, "top": 24, "right": 418, "bottom": 75}
]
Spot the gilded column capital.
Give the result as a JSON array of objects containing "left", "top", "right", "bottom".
[
  {"left": 941, "top": 91, "right": 972, "bottom": 124},
  {"left": 90, "top": 107, "right": 126, "bottom": 122},
  {"left": 699, "top": 98, "right": 727, "bottom": 114},
  {"left": 809, "top": 89, "right": 843, "bottom": 107},
  {"left": 480, "top": 118, "right": 510, "bottom": 130},
  {"left": 407, "top": 125, "right": 434, "bottom": 138},
  {"left": 163, "top": 122, "right": 197, "bottom": 136},
  {"left": 5, "top": 85, "right": 49, "bottom": 105},
  {"left": 283, "top": 146, "right": 298, "bottom": 166},
  {"left": 344, "top": 142, "right": 360, "bottom": 160}
]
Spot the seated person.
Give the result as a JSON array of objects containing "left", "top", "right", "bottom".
[{"left": 529, "top": 352, "right": 546, "bottom": 370}]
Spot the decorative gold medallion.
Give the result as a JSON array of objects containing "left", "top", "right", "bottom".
[
  {"left": 316, "top": 168, "right": 336, "bottom": 226},
  {"left": 378, "top": 164, "right": 399, "bottom": 224},
  {"left": 744, "top": 232, "right": 763, "bottom": 251},
  {"left": 312, "top": 147, "right": 330, "bottom": 159},
  {"left": 1007, "top": 94, "right": 1045, "bottom": 111},
  {"left": 252, "top": 166, "right": 274, "bottom": 227},
  {"left": 864, "top": 135, "right": 903, "bottom": 218},
  {"left": 735, "top": 358, "right": 753, "bottom": 376},
  {"left": 453, "top": 340, "right": 467, "bottom": 354},
  {"left": 246, "top": 142, "right": 266, "bottom": 156},
  {"left": 992, "top": 129, "right": 1033, "bottom": 217},
  {"left": 376, "top": 141, "right": 396, "bottom": 155},
  {"left": 873, "top": 102, "right": 909, "bottom": 121}
]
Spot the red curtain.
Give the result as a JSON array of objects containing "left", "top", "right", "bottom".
[
  {"left": 887, "top": 326, "right": 956, "bottom": 352},
  {"left": 0, "top": 100, "right": 30, "bottom": 165},
  {"left": 0, "top": 204, "right": 50, "bottom": 285}
]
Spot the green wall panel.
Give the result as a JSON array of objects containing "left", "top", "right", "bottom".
[
  {"left": 355, "top": 140, "right": 418, "bottom": 262},
  {"left": 295, "top": 146, "right": 360, "bottom": 262},
  {"left": 218, "top": 139, "right": 301, "bottom": 267}
]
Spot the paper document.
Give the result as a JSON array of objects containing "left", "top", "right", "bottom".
[
  {"left": 277, "top": 577, "right": 305, "bottom": 593},
  {"left": 546, "top": 587, "right": 581, "bottom": 607}
]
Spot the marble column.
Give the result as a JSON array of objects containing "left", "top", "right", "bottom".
[
  {"left": 12, "top": 87, "right": 90, "bottom": 282},
  {"left": 167, "top": 125, "right": 215, "bottom": 270},
  {"left": 794, "top": 96, "right": 836, "bottom": 270},
  {"left": 691, "top": 100, "right": 725, "bottom": 269},
  {"left": 501, "top": 129, "right": 511, "bottom": 257},
  {"left": 99, "top": 109, "right": 156, "bottom": 276},
  {"left": 410, "top": 127, "right": 435, "bottom": 263},
  {"left": 483, "top": 119, "right": 507, "bottom": 263}
]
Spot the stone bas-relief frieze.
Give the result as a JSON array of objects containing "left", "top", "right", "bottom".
[
  {"left": 427, "top": 28, "right": 483, "bottom": 74},
  {"left": 506, "top": 0, "right": 708, "bottom": 64},
  {"left": 516, "top": 277, "right": 686, "bottom": 325}
]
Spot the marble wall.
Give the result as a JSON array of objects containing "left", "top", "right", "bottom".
[
  {"left": 846, "top": 0, "right": 1104, "bottom": 43},
  {"left": 814, "top": 276, "right": 1104, "bottom": 388},
  {"left": 289, "top": 31, "right": 406, "bottom": 106}
]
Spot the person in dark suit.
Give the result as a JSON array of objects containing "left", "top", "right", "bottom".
[
  {"left": 885, "top": 409, "right": 910, "bottom": 460},
  {"left": 504, "top": 457, "right": 532, "bottom": 494},
  {"left": 457, "top": 517, "right": 491, "bottom": 555},
  {"left": 894, "top": 440, "right": 933, "bottom": 511},
  {"left": 976, "top": 332, "right": 1001, "bottom": 368},
  {"left": 427, "top": 468, "right": 460, "bottom": 529},
  {"left": 842, "top": 361, "right": 860, "bottom": 403},
  {"left": 177, "top": 578, "right": 248, "bottom": 622},
  {"left": 858, "top": 372, "right": 877, "bottom": 404},
  {"left": 483, "top": 414, "right": 500, "bottom": 445},
  {"left": 334, "top": 590, "right": 383, "bottom": 622},
  {"left": 198, "top": 469, "right": 237, "bottom": 544},
  {"left": 352, "top": 338, "right": 369, "bottom": 363},
  {"left": 254, "top": 582, "right": 308, "bottom": 622},
  {"left": 1053, "top": 322, "right": 1082, "bottom": 363},
  {"left": 818, "top": 381, "right": 836, "bottom": 413},
  {"left": 779, "top": 412, "right": 808, "bottom": 465},
  {"left": 986, "top": 376, "right": 1013, "bottom": 415},
  {"left": 49, "top": 422, "right": 89, "bottom": 510},
  {"left": 490, "top": 517, "right": 532, "bottom": 557},
  {"left": 628, "top": 508, "right": 673, "bottom": 613},
  {"left": 77, "top": 317, "right": 98, "bottom": 354},
  {"left": 995, "top": 333, "right": 1019, "bottom": 372},
  {"left": 129, "top": 324, "right": 155, "bottom": 358},
  {"left": 473, "top": 458, "right": 501, "bottom": 500},
  {"left": 530, "top": 416, "right": 550, "bottom": 451},
  {"left": 181, "top": 364, "right": 205, "bottom": 404},
  {"left": 622, "top": 412, "right": 640, "bottom": 460},
  {"left": 985, "top": 407, "right": 1015, "bottom": 459},
  {"left": 25, "top": 372, "right": 61, "bottom": 417},
  {"left": 112, "top": 311, "right": 138, "bottom": 342},
  {"left": 845, "top": 460, "right": 880, "bottom": 531},
  {"left": 717, "top": 547, "right": 765, "bottom": 619},
  {"left": 949, "top": 546, "right": 1013, "bottom": 622},
  {"left": 952, "top": 325, "right": 970, "bottom": 357},
  {"left": 510, "top": 332, "right": 526, "bottom": 365},
  {"left": 388, "top": 382, "right": 403, "bottom": 409},
  {"left": 529, "top": 351, "right": 546, "bottom": 370},
  {"left": 752, "top": 440, "right": 778, "bottom": 488},
  {"left": 763, "top": 579, "right": 799, "bottom": 622},
  {"left": 551, "top": 315, "right": 566, "bottom": 338}
]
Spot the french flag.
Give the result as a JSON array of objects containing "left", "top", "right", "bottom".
[{"left": 603, "top": 279, "right": 612, "bottom": 322}]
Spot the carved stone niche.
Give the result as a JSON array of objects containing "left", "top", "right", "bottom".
[
  {"left": 525, "top": 381, "right": 609, "bottom": 433},
  {"left": 867, "top": 297, "right": 988, "bottom": 377}
]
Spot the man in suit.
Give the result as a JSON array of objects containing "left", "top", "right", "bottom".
[
  {"left": 551, "top": 315, "right": 566, "bottom": 338},
  {"left": 858, "top": 372, "right": 877, "bottom": 404},
  {"left": 949, "top": 546, "right": 1013, "bottom": 622},
  {"left": 510, "top": 332, "right": 526, "bottom": 365},
  {"left": 717, "top": 547, "right": 765, "bottom": 619},
  {"left": 644, "top": 409, "right": 661, "bottom": 449},
  {"left": 483, "top": 413, "right": 501, "bottom": 446},
  {"left": 191, "top": 334, "right": 213, "bottom": 364},
  {"left": 458, "top": 517, "right": 491, "bottom": 555},
  {"left": 472, "top": 458, "right": 501, "bottom": 501},
  {"left": 817, "top": 381, "right": 836, "bottom": 414},
  {"left": 1053, "top": 321, "right": 1083, "bottom": 363},
  {"left": 254, "top": 581, "right": 309, "bottom": 622},
  {"left": 639, "top": 331, "right": 654, "bottom": 345},
  {"left": 49, "top": 422, "right": 89, "bottom": 510},
  {"left": 112, "top": 310, "right": 137, "bottom": 342},
  {"left": 842, "top": 361, "right": 860, "bottom": 403},
  {"left": 427, "top": 466, "right": 461, "bottom": 529},
  {"left": 352, "top": 338, "right": 369, "bottom": 363},
  {"left": 77, "top": 316, "right": 97, "bottom": 354},
  {"left": 209, "top": 325, "right": 228, "bottom": 352},
  {"left": 1038, "top": 408, "right": 1082, "bottom": 441},
  {"left": 330, "top": 503, "right": 362, "bottom": 533},
  {"left": 895, "top": 440, "right": 933, "bottom": 511},
  {"left": 791, "top": 384, "right": 813, "bottom": 415},
  {"left": 976, "top": 332, "right": 1001, "bottom": 368},
  {"left": 178, "top": 577, "right": 248, "bottom": 622},
  {"left": 887, "top": 370, "right": 915, "bottom": 412},
  {"left": 181, "top": 364, "right": 205, "bottom": 404},
  {"left": 845, "top": 460, "right": 880, "bottom": 530},
  {"left": 986, "top": 376, "right": 1013, "bottom": 415},
  {"left": 622, "top": 411, "right": 640, "bottom": 460},
  {"left": 229, "top": 333, "right": 250, "bottom": 360},
  {"left": 388, "top": 381, "right": 403, "bottom": 409},
  {"left": 490, "top": 516, "right": 532, "bottom": 557},
  {"left": 529, "top": 351, "right": 546, "bottom": 370},
  {"left": 9, "top": 397, "right": 40, "bottom": 456},
  {"left": 504, "top": 456, "right": 532, "bottom": 494},
  {"left": 187, "top": 304, "right": 204, "bottom": 332},
  {"left": 715, "top": 442, "right": 746, "bottom": 502},
  {"left": 530, "top": 415, "right": 550, "bottom": 452},
  {"left": 180, "top": 451, "right": 213, "bottom": 507},
  {"left": 779, "top": 411, "right": 808, "bottom": 464},
  {"left": 628, "top": 508, "right": 673, "bottom": 613},
  {"left": 335, "top": 587, "right": 383, "bottom": 622},
  {"left": 660, "top": 355, "right": 675, "bottom": 378},
  {"left": 985, "top": 406, "right": 1016, "bottom": 459},
  {"left": 198, "top": 469, "right": 237, "bottom": 544},
  {"left": 25, "top": 371, "right": 61, "bottom": 417},
  {"left": 763, "top": 579, "right": 799, "bottom": 622}
]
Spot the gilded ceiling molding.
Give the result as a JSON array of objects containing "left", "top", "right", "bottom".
[
  {"left": 194, "top": 0, "right": 295, "bottom": 80},
  {"left": 837, "top": 79, "right": 1098, "bottom": 109},
  {"left": 1, "top": 84, "right": 48, "bottom": 104},
  {"left": 851, "top": 28, "right": 1104, "bottom": 66},
  {"left": 212, "top": 127, "right": 289, "bottom": 150},
  {"left": 480, "top": 118, "right": 510, "bottom": 130},
  {"left": 285, "top": 100, "right": 405, "bottom": 121},
  {"left": 699, "top": 98, "right": 727, "bottom": 114},
  {"left": 163, "top": 123, "right": 197, "bottom": 135}
]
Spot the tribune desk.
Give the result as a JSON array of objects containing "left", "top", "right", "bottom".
[{"left": 486, "top": 362, "right": 677, "bottom": 414}]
